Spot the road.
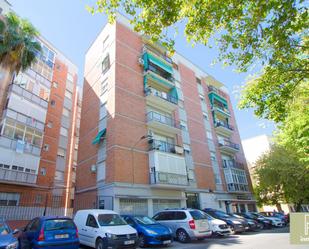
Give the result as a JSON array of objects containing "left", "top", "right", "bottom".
[{"left": 81, "top": 227, "right": 308, "bottom": 249}]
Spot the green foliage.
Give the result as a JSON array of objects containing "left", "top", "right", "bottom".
[
  {"left": 254, "top": 145, "right": 309, "bottom": 211},
  {"left": 0, "top": 12, "right": 41, "bottom": 73}
]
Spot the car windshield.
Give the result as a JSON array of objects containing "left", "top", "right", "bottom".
[
  {"left": 98, "top": 214, "right": 127, "bottom": 226},
  {"left": 44, "top": 219, "right": 75, "bottom": 231},
  {"left": 203, "top": 213, "right": 214, "bottom": 220},
  {"left": 135, "top": 216, "right": 157, "bottom": 225},
  {"left": 215, "top": 211, "right": 231, "bottom": 218},
  {"left": 0, "top": 223, "right": 10, "bottom": 235},
  {"left": 244, "top": 213, "right": 255, "bottom": 219},
  {"left": 190, "top": 210, "right": 208, "bottom": 220}
]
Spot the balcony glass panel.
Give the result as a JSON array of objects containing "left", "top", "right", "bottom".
[
  {"left": 150, "top": 171, "right": 188, "bottom": 186},
  {"left": 149, "top": 139, "right": 177, "bottom": 154}
]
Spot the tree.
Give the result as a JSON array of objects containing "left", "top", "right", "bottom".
[
  {"left": 89, "top": 1, "right": 308, "bottom": 121},
  {"left": 0, "top": 12, "right": 41, "bottom": 74},
  {"left": 254, "top": 145, "right": 309, "bottom": 212}
]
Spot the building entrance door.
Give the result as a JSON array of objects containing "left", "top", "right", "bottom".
[{"left": 186, "top": 193, "right": 199, "bottom": 209}]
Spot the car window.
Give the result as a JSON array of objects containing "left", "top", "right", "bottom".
[
  {"left": 45, "top": 219, "right": 75, "bottom": 231},
  {"left": 30, "top": 219, "right": 40, "bottom": 232},
  {"left": 86, "top": 215, "right": 99, "bottom": 228},
  {"left": 153, "top": 212, "right": 174, "bottom": 221},
  {"left": 135, "top": 216, "right": 157, "bottom": 225},
  {"left": 189, "top": 210, "right": 207, "bottom": 220},
  {"left": 123, "top": 217, "right": 134, "bottom": 225},
  {"left": 97, "top": 214, "right": 127, "bottom": 226},
  {"left": 0, "top": 222, "right": 10, "bottom": 235},
  {"left": 214, "top": 211, "right": 231, "bottom": 218},
  {"left": 174, "top": 211, "right": 187, "bottom": 220}
]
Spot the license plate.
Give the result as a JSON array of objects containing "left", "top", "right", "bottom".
[
  {"left": 163, "top": 240, "right": 171, "bottom": 244},
  {"left": 55, "top": 234, "right": 69, "bottom": 239},
  {"left": 124, "top": 240, "right": 134, "bottom": 245}
]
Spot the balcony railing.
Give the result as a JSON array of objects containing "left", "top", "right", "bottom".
[
  {"left": 213, "top": 105, "right": 230, "bottom": 115},
  {"left": 149, "top": 139, "right": 177, "bottom": 154},
  {"left": 145, "top": 88, "right": 178, "bottom": 105},
  {"left": 227, "top": 183, "right": 249, "bottom": 192},
  {"left": 0, "top": 167, "right": 37, "bottom": 184},
  {"left": 218, "top": 140, "right": 240, "bottom": 150},
  {"left": 222, "top": 160, "right": 244, "bottom": 168},
  {"left": 150, "top": 171, "right": 188, "bottom": 186},
  {"left": 148, "top": 67, "right": 174, "bottom": 83},
  {"left": 8, "top": 84, "right": 48, "bottom": 109},
  {"left": 147, "top": 111, "right": 179, "bottom": 129},
  {"left": 0, "top": 136, "right": 41, "bottom": 156},
  {"left": 143, "top": 45, "right": 173, "bottom": 64},
  {"left": 215, "top": 120, "right": 234, "bottom": 131}
]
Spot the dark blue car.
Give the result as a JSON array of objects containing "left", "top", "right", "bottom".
[
  {"left": 0, "top": 219, "right": 19, "bottom": 249},
  {"left": 122, "top": 215, "right": 173, "bottom": 247},
  {"left": 17, "top": 216, "right": 79, "bottom": 249}
]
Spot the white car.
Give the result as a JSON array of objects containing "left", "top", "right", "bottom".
[
  {"left": 74, "top": 209, "right": 138, "bottom": 249},
  {"left": 204, "top": 213, "right": 231, "bottom": 236},
  {"left": 264, "top": 217, "right": 285, "bottom": 227}
]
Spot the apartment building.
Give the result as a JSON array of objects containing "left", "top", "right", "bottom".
[
  {"left": 0, "top": 7, "right": 79, "bottom": 218},
  {"left": 75, "top": 15, "right": 255, "bottom": 216}
]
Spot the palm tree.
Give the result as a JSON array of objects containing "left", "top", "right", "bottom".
[{"left": 0, "top": 12, "right": 41, "bottom": 116}]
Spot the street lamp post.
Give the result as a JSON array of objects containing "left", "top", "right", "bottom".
[{"left": 131, "top": 135, "right": 152, "bottom": 184}]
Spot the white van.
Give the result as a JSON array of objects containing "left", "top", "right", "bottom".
[{"left": 74, "top": 209, "right": 138, "bottom": 249}]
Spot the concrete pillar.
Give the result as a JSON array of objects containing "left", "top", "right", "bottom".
[
  {"left": 114, "top": 197, "right": 120, "bottom": 213},
  {"left": 147, "top": 199, "right": 153, "bottom": 217}
]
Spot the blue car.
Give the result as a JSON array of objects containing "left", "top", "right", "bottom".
[
  {"left": 122, "top": 215, "right": 173, "bottom": 247},
  {"left": 0, "top": 219, "right": 19, "bottom": 249},
  {"left": 17, "top": 216, "right": 79, "bottom": 249}
]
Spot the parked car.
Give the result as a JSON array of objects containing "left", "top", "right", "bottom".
[
  {"left": 229, "top": 214, "right": 262, "bottom": 231},
  {"left": 202, "top": 212, "right": 231, "bottom": 236},
  {"left": 74, "top": 209, "right": 138, "bottom": 249},
  {"left": 153, "top": 208, "right": 212, "bottom": 243},
  {"left": 259, "top": 212, "right": 289, "bottom": 224},
  {"left": 203, "top": 208, "right": 247, "bottom": 233},
  {"left": 0, "top": 219, "right": 19, "bottom": 249},
  {"left": 236, "top": 212, "right": 272, "bottom": 229},
  {"left": 121, "top": 215, "right": 173, "bottom": 247},
  {"left": 251, "top": 212, "right": 285, "bottom": 227},
  {"left": 18, "top": 216, "right": 79, "bottom": 249}
]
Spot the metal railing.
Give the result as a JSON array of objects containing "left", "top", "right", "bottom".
[
  {"left": 145, "top": 88, "right": 178, "bottom": 105},
  {"left": 149, "top": 139, "right": 177, "bottom": 154},
  {"left": 147, "top": 111, "right": 179, "bottom": 129},
  {"left": 222, "top": 160, "right": 244, "bottom": 168},
  {"left": 0, "top": 167, "right": 37, "bottom": 184},
  {"left": 213, "top": 105, "right": 230, "bottom": 115},
  {"left": 147, "top": 67, "right": 175, "bottom": 83},
  {"left": 150, "top": 171, "right": 188, "bottom": 186},
  {"left": 215, "top": 120, "right": 234, "bottom": 131},
  {"left": 0, "top": 136, "right": 41, "bottom": 156},
  {"left": 218, "top": 139, "right": 240, "bottom": 150}
]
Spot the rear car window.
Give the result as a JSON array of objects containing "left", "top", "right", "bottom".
[
  {"left": 174, "top": 211, "right": 186, "bottom": 220},
  {"left": 189, "top": 210, "right": 208, "bottom": 220},
  {"left": 44, "top": 219, "right": 75, "bottom": 231}
]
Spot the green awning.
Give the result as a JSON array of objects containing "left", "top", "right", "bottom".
[
  {"left": 92, "top": 129, "right": 106, "bottom": 145},
  {"left": 145, "top": 72, "right": 174, "bottom": 89},
  {"left": 146, "top": 52, "right": 173, "bottom": 74},
  {"left": 209, "top": 92, "right": 228, "bottom": 106}
]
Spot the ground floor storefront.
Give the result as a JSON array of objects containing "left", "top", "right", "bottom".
[{"left": 75, "top": 183, "right": 256, "bottom": 216}]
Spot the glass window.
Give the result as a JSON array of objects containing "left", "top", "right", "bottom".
[
  {"left": 207, "top": 131, "right": 213, "bottom": 140},
  {"left": 102, "top": 55, "right": 110, "bottom": 74},
  {"left": 57, "top": 148, "right": 66, "bottom": 157},
  {"left": 86, "top": 215, "right": 98, "bottom": 228},
  {"left": 103, "top": 36, "right": 109, "bottom": 51},
  {"left": 65, "top": 90, "right": 72, "bottom": 100},
  {"left": 3, "top": 125, "right": 14, "bottom": 138},
  {"left": 190, "top": 210, "right": 208, "bottom": 220},
  {"left": 101, "top": 79, "right": 108, "bottom": 95},
  {"left": 63, "top": 108, "right": 70, "bottom": 117},
  {"left": 25, "top": 127, "right": 34, "bottom": 143},
  {"left": 134, "top": 216, "right": 156, "bottom": 225},
  {"left": 44, "top": 219, "right": 75, "bottom": 231},
  {"left": 14, "top": 124, "right": 25, "bottom": 140},
  {"left": 97, "top": 214, "right": 126, "bottom": 226},
  {"left": 174, "top": 211, "right": 187, "bottom": 220},
  {"left": 53, "top": 82, "right": 58, "bottom": 88},
  {"left": 60, "top": 127, "right": 68, "bottom": 137}
]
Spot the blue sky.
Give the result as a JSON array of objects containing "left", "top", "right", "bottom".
[{"left": 10, "top": 0, "right": 274, "bottom": 140}]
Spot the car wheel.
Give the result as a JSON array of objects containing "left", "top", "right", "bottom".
[
  {"left": 176, "top": 229, "right": 190, "bottom": 243},
  {"left": 96, "top": 238, "right": 106, "bottom": 249},
  {"left": 139, "top": 234, "right": 147, "bottom": 248}
]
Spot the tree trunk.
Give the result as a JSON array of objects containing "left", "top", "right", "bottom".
[
  {"left": 295, "top": 202, "right": 303, "bottom": 212},
  {"left": 0, "top": 62, "right": 15, "bottom": 118},
  {"left": 276, "top": 203, "right": 283, "bottom": 212}
]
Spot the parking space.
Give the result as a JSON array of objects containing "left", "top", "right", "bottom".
[{"left": 80, "top": 227, "right": 308, "bottom": 249}]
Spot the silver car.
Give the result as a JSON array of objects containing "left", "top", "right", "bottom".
[{"left": 153, "top": 209, "right": 212, "bottom": 243}]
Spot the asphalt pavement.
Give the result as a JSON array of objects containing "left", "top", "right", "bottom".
[{"left": 80, "top": 227, "right": 309, "bottom": 249}]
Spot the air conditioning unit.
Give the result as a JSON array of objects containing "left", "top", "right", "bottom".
[
  {"left": 138, "top": 58, "right": 144, "bottom": 65},
  {"left": 174, "top": 146, "right": 184, "bottom": 155}
]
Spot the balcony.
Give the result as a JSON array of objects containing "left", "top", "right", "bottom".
[
  {"left": 144, "top": 70, "right": 175, "bottom": 91},
  {"left": 150, "top": 171, "right": 188, "bottom": 188},
  {"left": 0, "top": 167, "right": 37, "bottom": 185},
  {"left": 147, "top": 111, "right": 180, "bottom": 134},
  {"left": 0, "top": 136, "right": 41, "bottom": 156},
  {"left": 214, "top": 120, "right": 234, "bottom": 136},
  {"left": 149, "top": 139, "right": 184, "bottom": 155},
  {"left": 145, "top": 88, "right": 178, "bottom": 111},
  {"left": 142, "top": 45, "right": 173, "bottom": 67},
  {"left": 212, "top": 105, "right": 231, "bottom": 118},
  {"left": 224, "top": 167, "right": 249, "bottom": 193},
  {"left": 148, "top": 147, "right": 188, "bottom": 189},
  {"left": 218, "top": 139, "right": 240, "bottom": 154},
  {"left": 222, "top": 160, "right": 245, "bottom": 169}
]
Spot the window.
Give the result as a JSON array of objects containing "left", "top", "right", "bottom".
[
  {"left": 203, "top": 112, "right": 209, "bottom": 120},
  {"left": 57, "top": 148, "right": 66, "bottom": 158},
  {"left": 210, "top": 152, "right": 216, "bottom": 161},
  {"left": 102, "top": 36, "right": 109, "bottom": 51},
  {"left": 53, "top": 82, "right": 58, "bottom": 88},
  {"left": 206, "top": 131, "right": 213, "bottom": 140},
  {"left": 67, "top": 73, "right": 74, "bottom": 82},
  {"left": 196, "top": 77, "right": 201, "bottom": 85},
  {"left": 101, "top": 78, "right": 108, "bottom": 95},
  {"left": 199, "top": 94, "right": 204, "bottom": 101},
  {"left": 43, "top": 144, "right": 49, "bottom": 151},
  {"left": 153, "top": 212, "right": 174, "bottom": 221},
  {"left": 62, "top": 108, "right": 70, "bottom": 117},
  {"left": 174, "top": 211, "right": 187, "bottom": 220},
  {"left": 50, "top": 100, "right": 56, "bottom": 107},
  {"left": 180, "top": 121, "right": 188, "bottom": 131},
  {"left": 65, "top": 90, "right": 72, "bottom": 100},
  {"left": 40, "top": 167, "right": 46, "bottom": 176},
  {"left": 0, "top": 192, "right": 20, "bottom": 206},
  {"left": 86, "top": 215, "right": 98, "bottom": 228},
  {"left": 188, "top": 170, "right": 195, "bottom": 181},
  {"left": 60, "top": 127, "right": 68, "bottom": 137},
  {"left": 102, "top": 55, "right": 110, "bottom": 74},
  {"left": 47, "top": 121, "right": 53, "bottom": 128}
]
